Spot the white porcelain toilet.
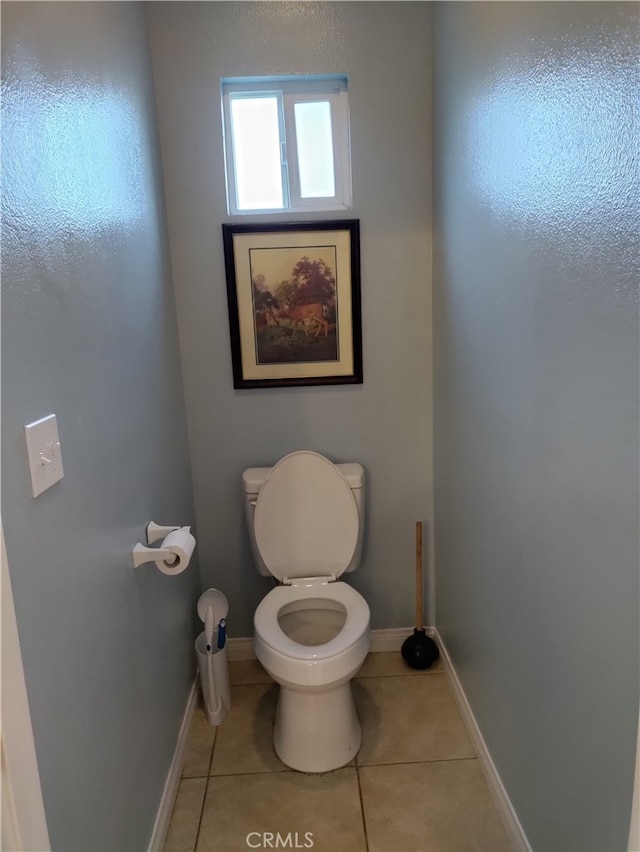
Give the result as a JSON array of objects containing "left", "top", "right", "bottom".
[{"left": 242, "top": 450, "right": 370, "bottom": 773}]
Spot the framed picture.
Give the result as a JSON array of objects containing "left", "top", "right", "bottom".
[{"left": 222, "top": 220, "right": 362, "bottom": 389}]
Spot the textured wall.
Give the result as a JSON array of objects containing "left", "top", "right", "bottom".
[
  {"left": 432, "top": 3, "right": 639, "bottom": 849},
  {"left": 1, "top": 3, "right": 197, "bottom": 849},
  {"left": 148, "top": 2, "right": 433, "bottom": 635}
]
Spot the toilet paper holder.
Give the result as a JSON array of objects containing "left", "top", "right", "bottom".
[
  {"left": 146, "top": 521, "right": 181, "bottom": 544},
  {"left": 132, "top": 521, "right": 184, "bottom": 569}
]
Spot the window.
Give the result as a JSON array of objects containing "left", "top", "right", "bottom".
[{"left": 221, "top": 76, "right": 352, "bottom": 215}]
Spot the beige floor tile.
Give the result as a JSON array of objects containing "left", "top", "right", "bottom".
[
  {"left": 355, "top": 673, "right": 474, "bottom": 765},
  {"left": 359, "top": 759, "right": 514, "bottom": 852},
  {"left": 182, "top": 702, "right": 216, "bottom": 778},
  {"left": 164, "top": 777, "right": 207, "bottom": 852},
  {"left": 229, "top": 657, "right": 273, "bottom": 685},
  {"left": 210, "top": 682, "right": 287, "bottom": 775},
  {"left": 357, "top": 650, "right": 443, "bottom": 679},
  {"left": 196, "top": 768, "right": 366, "bottom": 852}
]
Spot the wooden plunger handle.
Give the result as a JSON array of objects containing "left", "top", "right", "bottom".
[{"left": 416, "top": 521, "right": 423, "bottom": 628}]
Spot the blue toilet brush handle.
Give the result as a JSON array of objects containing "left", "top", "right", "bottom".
[{"left": 217, "top": 619, "right": 226, "bottom": 649}]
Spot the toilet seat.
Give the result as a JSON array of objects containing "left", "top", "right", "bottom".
[
  {"left": 254, "top": 580, "right": 369, "bottom": 661},
  {"left": 254, "top": 451, "right": 358, "bottom": 582}
]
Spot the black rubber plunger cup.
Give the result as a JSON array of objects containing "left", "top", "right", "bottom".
[{"left": 401, "top": 522, "right": 439, "bottom": 670}]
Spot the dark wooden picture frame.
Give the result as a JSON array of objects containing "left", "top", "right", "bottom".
[{"left": 222, "top": 220, "right": 362, "bottom": 389}]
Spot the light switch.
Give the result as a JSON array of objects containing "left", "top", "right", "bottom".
[{"left": 24, "top": 414, "right": 64, "bottom": 497}]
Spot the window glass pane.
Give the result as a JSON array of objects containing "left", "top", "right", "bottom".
[
  {"left": 230, "top": 97, "right": 283, "bottom": 210},
  {"left": 294, "top": 101, "right": 335, "bottom": 198}
]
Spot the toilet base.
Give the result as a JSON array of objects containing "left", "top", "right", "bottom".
[{"left": 273, "top": 681, "right": 362, "bottom": 773}]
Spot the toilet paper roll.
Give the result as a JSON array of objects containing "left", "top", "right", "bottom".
[{"left": 155, "top": 527, "right": 196, "bottom": 576}]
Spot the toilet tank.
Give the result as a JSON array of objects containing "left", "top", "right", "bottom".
[{"left": 242, "top": 462, "right": 365, "bottom": 577}]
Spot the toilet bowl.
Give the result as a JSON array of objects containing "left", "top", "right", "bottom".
[{"left": 243, "top": 451, "right": 370, "bottom": 773}]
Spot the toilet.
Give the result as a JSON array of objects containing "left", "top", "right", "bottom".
[{"left": 242, "top": 450, "right": 370, "bottom": 773}]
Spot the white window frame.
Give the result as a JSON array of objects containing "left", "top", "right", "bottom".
[{"left": 221, "top": 76, "right": 352, "bottom": 216}]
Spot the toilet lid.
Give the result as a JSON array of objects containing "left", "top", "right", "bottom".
[{"left": 254, "top": 451, "right": 359, "bottom": 582}]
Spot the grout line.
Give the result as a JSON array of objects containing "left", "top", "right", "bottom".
[
  {"left": 355, "top": 704, "right": 367, "bottom": 849},
  {"left": 355, "top": 761, "right": 370, "bottom": 852},
  {"left": 354, "top": 670, "right": 443, "bottom": 680},
  {"left": 204, "top": 763, "right": 367, "bottom": 779},
  {"left": 203, "top": 755, "right": 479, "bottom": 780},
  {"left": 192, "top": 774, "right": 210, "bottom": 852},
  {"left": 356, "top": 774, "right": 370, "bottom": 852},
  {"left": 357, "top": 755, "right": 478, "bottom": 770},
  {"left": 207, "top": 767, "right": 292, "bottom": 778},
  {"left": 190, "top": 716, "right": 216, "bottom": 852},
  {"left": 207, "top": 726, "right": 217, "bottom": 776}
]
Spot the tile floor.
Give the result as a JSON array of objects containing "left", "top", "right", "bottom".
[{"left": 164, "top": 652, "right": 514, "bottom": 852}]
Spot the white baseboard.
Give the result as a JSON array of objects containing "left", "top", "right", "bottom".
[
  {"left": 148, "top": 678, "right": 198, "bottom": 852},
  {"left": 227, "top": 627, "right": 430, "bottom": 660},
  {"left": 227, "top": 636, "right": 255, "bottom": 661},
  {"left": 433, "top": 628, "right": 531, "bottom": 852}
]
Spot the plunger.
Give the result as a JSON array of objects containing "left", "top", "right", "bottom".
[{"left": 401, "top": 521, "right": 439, "bottom": 669}]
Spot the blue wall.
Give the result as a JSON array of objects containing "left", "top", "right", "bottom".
[
  {"left": 1, "top": 3, "right": 198, "bottom": 849},
  {"left": 148, "top": 1, "right": 435, "bottom": 636},
  {"left": 432, "top": 3, "right": 639, "bottom": 849}
]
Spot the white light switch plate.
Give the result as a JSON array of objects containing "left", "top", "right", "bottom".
[{"left": 24, "top": 414, "right": 64, "bottom": 497}]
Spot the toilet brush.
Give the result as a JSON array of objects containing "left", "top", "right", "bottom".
[
  {"left": 204, "top": 607, "right": 222, "bottom": 717},
  {"left": 401, "top": 521, "right": 439, "bottom": 670}
]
